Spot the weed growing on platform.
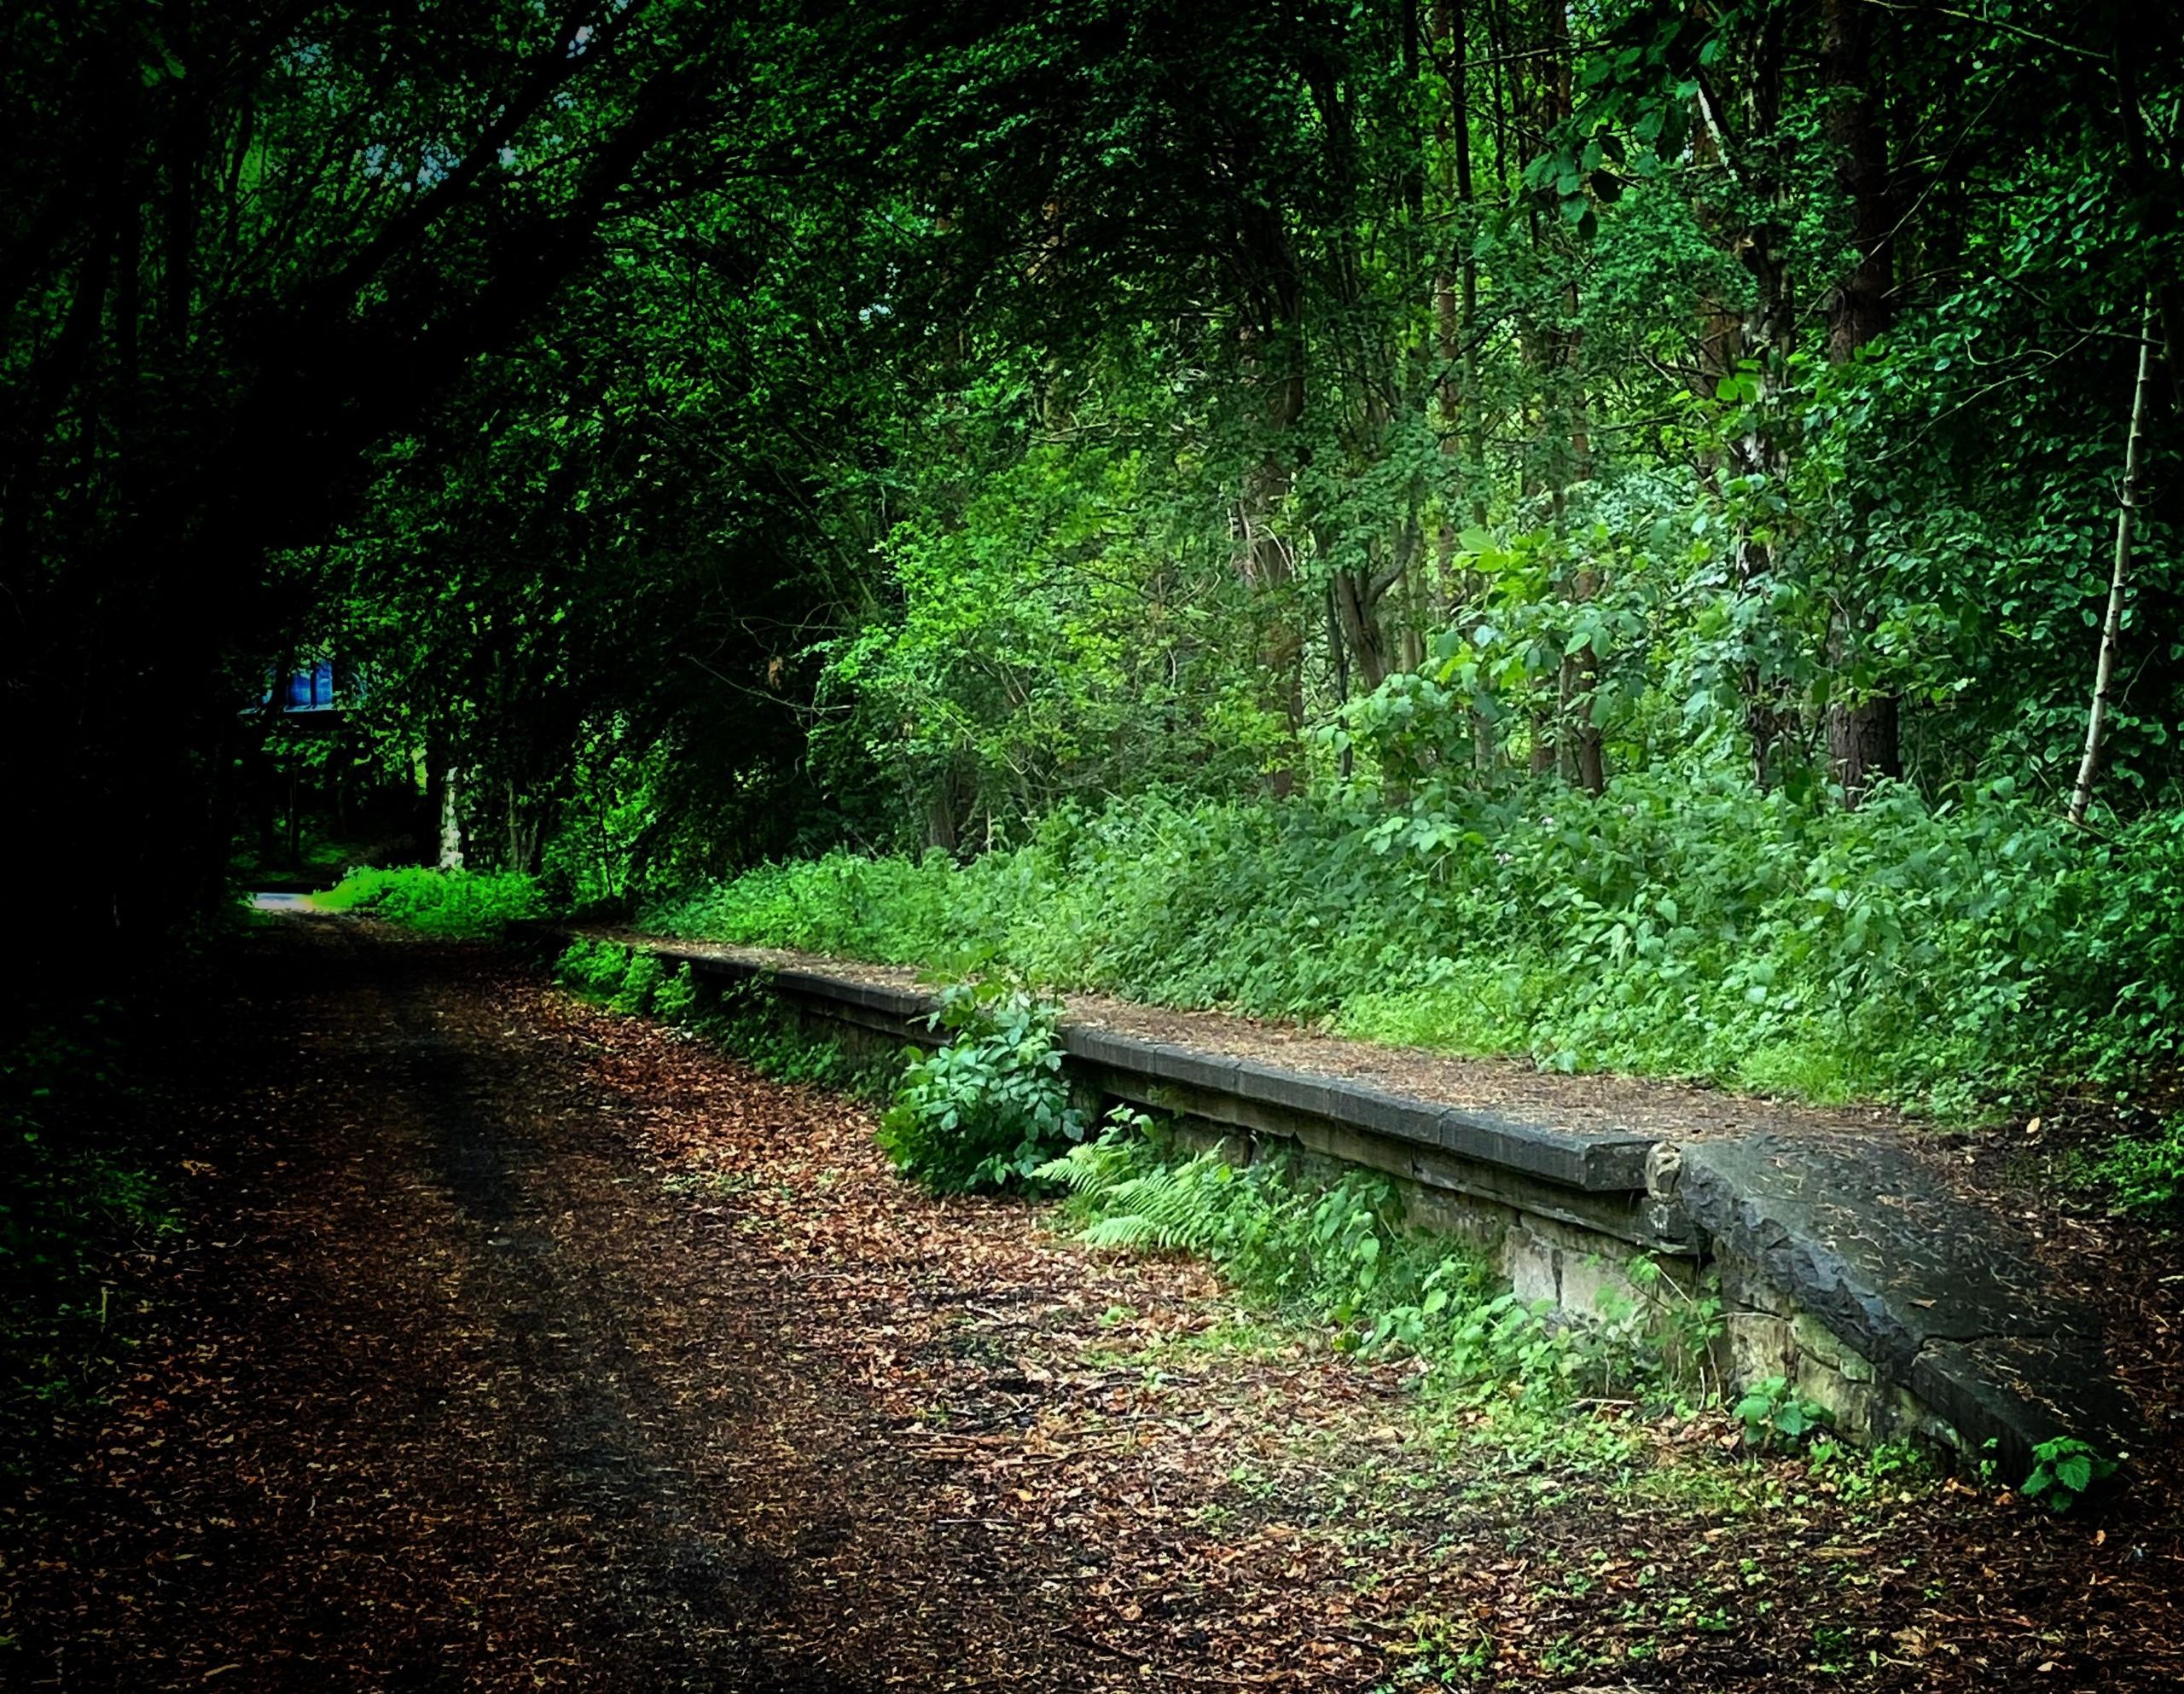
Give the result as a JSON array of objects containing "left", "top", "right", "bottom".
[
  {"left": 317, "top": 867, "right": 543, "bottom": 938},
  {"left": 651, "top": 781, "right": 2184, "bottom": 1120},
  {"left": 1733, "top": 1375, "right": 1834, "bottom": 1452}
]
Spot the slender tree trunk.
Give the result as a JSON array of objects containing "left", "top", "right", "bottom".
[
  {"left": 2069, "top": 298, "right": 2159, "bottom": 827},
  {"left": 1232, "top": 192, "right": 1308, "bottom": 796},
  {"left": 1326, "top": 584, "right": 1354, "bottom": 780},
  {"left": 1560, "top": 295, "right": 1605, "bottom": 795},
  {"left": 1432, "top": 0, "right": 1499, "bottom": 776},
  {"left": 1821, "top": 0, "right": 1902, "bottom": 805},
  {"left": 1238, "top": 444, "right": 1306, "bottom": 793},
  {"left": 438, "top": 766, "right": 466, "bottom": 871}
]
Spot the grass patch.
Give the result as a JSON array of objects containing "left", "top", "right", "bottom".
[{"left": 315, "top": 867, "right": 544, "bottom": 938}]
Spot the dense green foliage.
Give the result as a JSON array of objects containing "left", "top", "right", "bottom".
[
  {"left": 653, "top": 780, "right": 2182, "bottom": 1115},
  {"left": 315, "top": 867, "right": 544, "bottom": 939},
  {"left": 10, "top": 3, "right": 2184, "bottom": 1117}
]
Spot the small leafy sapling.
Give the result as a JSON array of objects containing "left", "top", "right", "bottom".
[
  {"left": 2020, "top": 1437, "right": 2120, "bottom": 1512},
  {"left": 1733, "top": 1375, "right": 1833, "bottom": 1452}
]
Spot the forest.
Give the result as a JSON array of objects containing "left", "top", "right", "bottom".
[
  {"left": 5, "top": 0, "right": 2184, "bottom": 1291},
  {"left": 6, "top": 0, "right": 2181, "bottom": 1104}
]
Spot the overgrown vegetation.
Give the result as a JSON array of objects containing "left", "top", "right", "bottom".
[
  {"left": 554, "top": 938, "right": 898, "bottom": 1095},
  {"left": 1039, "top": 1121, "right": 1688, "bottom": 1426},
  {"left": 652, "top": 782, "right": 2184, "bottom": 1116},
  {"left": 315, "top": 868, "right": 544, "bottom": 939},
  {"left": 15, "top": 3, "right": 2182, "bottom": 1129},
  {"left": 880, "top": 981, "right": 1090, "bottom": 1192},
  {"left": 2066, "top": 1112, "right": 2184, "bottom": 1219}
]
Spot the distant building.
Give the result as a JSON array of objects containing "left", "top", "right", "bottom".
[{"left": 278, "top": 658, "right": 339, "bottom": 713}]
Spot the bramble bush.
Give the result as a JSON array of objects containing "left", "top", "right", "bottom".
[
  {"left": 316, "top": 867, "right": 544, "bottom": 938},
  {"left": 648, "top": 770, "right": 2184, "bottom": 1118},
  {"left": 880, "top": 978, "right": 1089, "bottom": 1192}
]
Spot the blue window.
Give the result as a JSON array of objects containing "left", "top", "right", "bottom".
[{"left": 279, "top": 660, "right": 336, "bottom": 711}]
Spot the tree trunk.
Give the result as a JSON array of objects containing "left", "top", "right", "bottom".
[
  {"left": 1558, "top": 281, "right": 1604, "bottom": 796},
  {"left": 1331, "top": 569, "right": 1394, "bottom": 696},
  {"left": 1232, "top": 200, "right": 1307, "bottom": 797},
  {"left": 1821, "top": 0, "right": 1902, "bottom": 805},
  {"left": 438, "top": 766, "right": 466, "bottom": 871},
  {"left": 1325, "top": 585, "right": 1354, "bottom": 780},
  {"left": 504, "top": 777, "right": 544, "bottom": 876},
  {"left": 1825, "top": 689, "right": 1900, "bottom": 803},
  {"left": 1432, "top": 0, "right": 1501, "bottom": 774},
  {"left": 2068, "top": 298, "right": 2159, "bottom": 827},
  {"left": 1688, "top": 11, "right": 1794, "bottom": 790},
  {"left": 1238, "top": 451, "right": 1305, "bottom": 795}
]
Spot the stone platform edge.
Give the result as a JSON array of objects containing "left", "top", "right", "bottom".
[{"left": 531, "top": 925, "right": 2143, "bottom": 1478}]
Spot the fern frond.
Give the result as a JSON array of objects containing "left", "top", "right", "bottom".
[
  {"left": 1081, "top": 1212, "right": 1162, "bottom": 1250},
  {"left": 1063, "top": 1150, "right": 1239, "bottom": 1254}
]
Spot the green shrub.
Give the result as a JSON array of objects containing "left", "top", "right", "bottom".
[
  {"left": 879, "top": 978, "right": 1088, "bottom": 1192},
  {"left": 609, "top": 949, "right": 664, "bottom": 1016},
  {"left": 555, "top": 937, "right": 635, "bottom": 997},
  {"left": 316, "top": 867, "right": 544, "bottom": 938},
  {"left": 653, "top": 962, "right": 700, "bottom": 1024}
]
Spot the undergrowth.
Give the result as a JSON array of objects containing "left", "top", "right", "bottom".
[
  {"left": 316, "top": 866, "right": 544, "bottom": 938},
  {"left": 2065, "top": 1111, "right": 2184, "bottom": 1219},
  {"left": 648, "top": 774, "right": 2184, "bottom": 1119},
  {"left": 555, "top": 938, "right": 898, "bottom": 1095},
  {"left": 1037, "top": 1121, "right": 1687, "bottom": 1426}
]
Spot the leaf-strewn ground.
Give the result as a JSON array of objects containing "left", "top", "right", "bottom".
[{"left": 4, "top": 918, "right": 2180, "bottom": 1691}]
